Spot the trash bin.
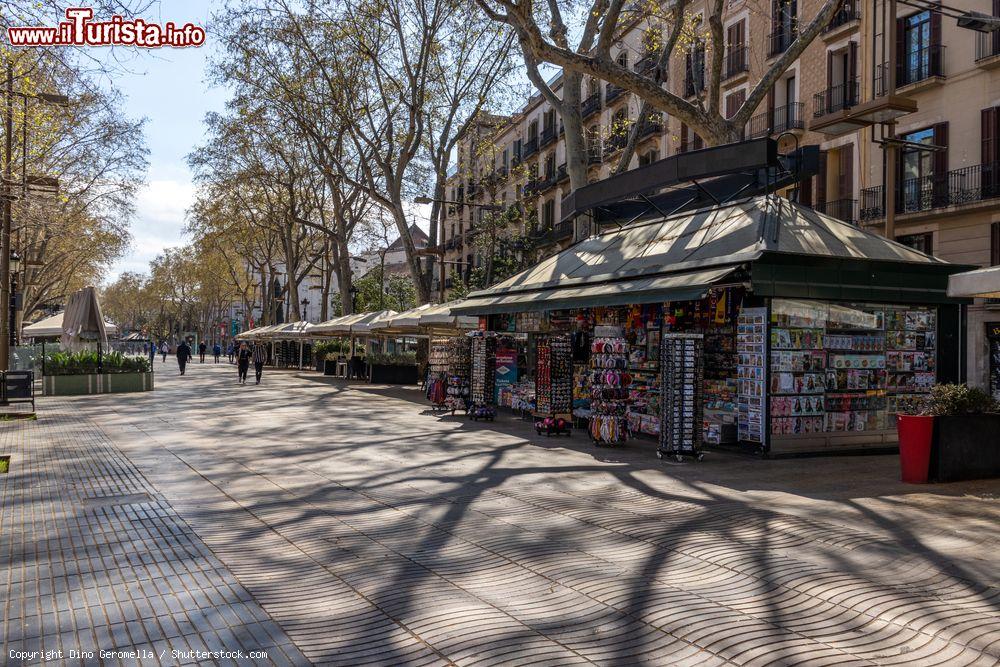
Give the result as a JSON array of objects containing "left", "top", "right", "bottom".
[{"left": 897, "top": 414, "right": 934, "bottom": 483}]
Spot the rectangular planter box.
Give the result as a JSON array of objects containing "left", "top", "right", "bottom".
[
  {"left": 369, "top": 364, "right": 419, "bottom": 385},
  {"left": 43, "top": 372, "right": 154, "bottom": 396},
  {"left": 931, "top": 414, "right": 1000, "bottom": 482}
]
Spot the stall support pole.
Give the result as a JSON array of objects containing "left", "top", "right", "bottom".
[{"left": 298, "top": 340, "right": 303, "bottom": 370}]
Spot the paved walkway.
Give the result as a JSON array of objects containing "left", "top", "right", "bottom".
[{"left": 3, "top": 357, "right": 1000, "bottom": 666}]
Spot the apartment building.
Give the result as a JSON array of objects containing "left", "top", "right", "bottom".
[{"left": 440, "top": 0, "right": 1000, "bottom": 387}]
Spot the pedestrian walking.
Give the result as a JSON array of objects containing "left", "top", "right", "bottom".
[
  {"left": 198, "top": 341, "right": 207, "bottom": 363},
  {"left": 148, "top": 342, "right": 156, "bottom": 367},
  {"left": 160, "top": 341, "right": 168, "bottom": 363},
  {"left": 227, "top": 342, "right": 235, "bottom": 363},
  {"left": 236, "top": 342, "right": 251, "bottom": 384},
  {"left": 176, "top": 340, "right": 192, "bottom": 375},
  {"left": 213, "top": 342, "right": 222, "bottom": 363},
  {"left": 252, "top": 342, "right": 267, "bottom": 385}
]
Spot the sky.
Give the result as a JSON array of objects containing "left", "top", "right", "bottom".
[{"left": 103, "top": 0, "right": 227, "bottom": 280}]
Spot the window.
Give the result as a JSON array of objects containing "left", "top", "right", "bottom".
[
  {"left": 725, "top": 89, "right": 746, "bottom": 120},
  {"left": 542, "top": 200, "right": 555, "bottom": 229},
  {"left": 896, "top": 232, "right": 933, "bottom": 256},
  {"left": 638, "top": 149, "right": 659, "bottom": 166},
  {"left": 616, "top": 50, "right": 629, "bottom": 68},
  {"left": 528, "top": 119, "right": 538, "bottom": 141},
  {"left": 900, "top": 11, "right": 934, "bottom": 85},
  {"left": 899, "top": 125, "right": 948, "bottom": 212}
]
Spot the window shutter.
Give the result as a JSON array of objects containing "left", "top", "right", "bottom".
[
  {"left": 992, "top": 222, "right": 1000, "bottom": 266},
  {"left": 816, "top": 150, "right": 828, "bottom": 207},
  {"left": 994, "top": 0, "right": 1000, "bottom": 54},
  {"left": 984, "top": 107, "right": 1000, "bottom": 199},
  {"left": 767, "top": 85, "right": 776, "bottom": 131},
  {"left": 895, "top": 17, "right": 905, "bottom": 88},
  {"left": 848, "top": 42, "right": 858, "bottom": 104},
  {"left": 799, "top": 174, "right": 813, "bottom": 206},
  {"left": 839, "top": 144, "right": 854, "bottom": 199},
  {"left": 930, "top": 11, "right": 942, "bottom": 75},
  {"left": 693, "top": 133, "right": 704, "bottom": 151},
  {"left": 680, "top": 123, "right": 688, "bottom": 153},
  {"left": 932, "top": 122, "right": 949, "bottom": 207}
]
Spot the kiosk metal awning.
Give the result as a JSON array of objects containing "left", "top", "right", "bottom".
[
  {"left": 456, "top": 266, "right": 740, "bottom": 314},
  {"left": 453, "top": 195, "right": 971, "bottom": 316}
]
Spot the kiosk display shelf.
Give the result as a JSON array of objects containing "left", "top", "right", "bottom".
[
  {"left": 589, "top": 332, "right": 629, "bottom": 445},
  {"left": 658, "top": 333, "right": 705, "bottom": 461},
  {"left": 737, "top": 307, "right": 768, "bottom": 446},
  {"left": 445, "top": 336, "right": 471, "bottom": 413},
  {"left": 469, "top": 334, "right": 497, "bottom": 419},
  {"left": 535, "top": 334, "right": 573, "bottom": 417}
]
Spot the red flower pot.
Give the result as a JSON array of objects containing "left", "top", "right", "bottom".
[{"left": 897, "top": 414, "right": 935, "bottom": 483}]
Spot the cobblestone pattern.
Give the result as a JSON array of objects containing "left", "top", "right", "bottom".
[
  {"left": 94, "top": 366, "right": 1000, "bottom": 667},
  {"left": 0, "top": 402, "right": 307, "bottom": 666}
]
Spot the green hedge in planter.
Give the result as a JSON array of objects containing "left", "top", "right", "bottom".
[
  {"left": 923, "top": 384, "right": 1000, "bottom": 482},
  {"left": 45, "top": 350, "right": 151, "bottom": 376},
  {"left": 368, "top": 352, "right": 416, "bottom": 367}
]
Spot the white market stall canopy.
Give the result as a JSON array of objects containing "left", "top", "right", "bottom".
[
  {"left": 947, "top": 265, "right": 1000, "bottom": 298},
  {"left": 350, "top": 310, "right": 398, "bottom": 335},
  {"left": 23, "top": 310, "right": 119, "bottom": 339},
  {"left": 370, "top": 304, "right": 435, "bottom": 335},
  {"left": 235, "top": 324, "right": 280, "bottom": 340},
  {"left": 417, "top": 300, "right": 479, "bottom": 331},
  {"left": 265, "top": 321, "right": 313, "bottom": 339}
]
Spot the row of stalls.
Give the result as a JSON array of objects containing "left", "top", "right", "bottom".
[{"left": 232, "top": 195, "right": 972, "bottom": 459}]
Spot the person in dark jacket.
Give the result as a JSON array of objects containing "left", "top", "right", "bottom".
[
  {"left": 176, "top": 340, "right": 193, "bottom": 375},
  {"left": 252, "top": 342, "right": 267, "bottom": 385},
  {"left": 236, "top": 342, "right": 252, "bottom": 384},
  {"left": 212, "top": 342, "right": 222, "bottom": 363},
  {"left": 198, "top": 341, "right": 207, "bottom": 363}
]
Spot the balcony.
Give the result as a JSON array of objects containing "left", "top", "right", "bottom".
[
  {"left": 540, "top": 171, "right": 557, "bottom": 192},
  {"left": 587, "top": 145, "right": 603, "bottom": 165},
  {"left": 723, "top": 46, "right": 749, "bottom": 80},
  {"left": 860, "top": 161, "right": 1000, "bottom": 221},
  {"left": 633, "top": 53, "right": 658, "bottom": 77},
  {"left": 813, "top": 78, "right": 859, "bottom": 117},
  {"left": 603, "top": 132, "right": 628, "bottom": 158},
  {"left": 606, "top": 82, "right": 626, "bottom": 105},
  {"left": 581, "top": 91, "right": 602, "bottom": 119},
  {"left": 816, "top": 198, "right": 858, "bottom": 225},
  {"left": 684, "top": 70, "right": 704, "bottom": 98},
  {"left": 523, "top": 177, "right": 542, "bottom": 197},
  {"left": 556, "top": 163, "right": 569, "bottom": 182},
  {"left": 976, "top": 31, "right": 1000, "bottom": 67},
  {"left": 540, "top": 125, "right": 557, "bottom": 148},
  {"left": 637, "top": 116, "right": 664, "bottom": 139},
  {"left": 746, "top": 103, "right": 804, "bottom": 138},
  {"left": 522, "top": 137, "right": 539, "bottom": 158},
  {"left": 823, "top": 0, "right": 860, "bottom": 35},
  {"left": 768, "top": 28, "right": 796, "bottom": 58},
  {"left": 553, "top": 220, "right": 574, "bottom": 240},
  {"left": 879, "top": 45, "right": 945, "bottom": 93}
]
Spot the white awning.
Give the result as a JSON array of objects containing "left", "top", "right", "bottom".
[
  {"left": 23, "top": 310, "right": 119, "bottom": 339},
  {"left": 948, "top": 265, "right": 1000, "bottom": 298},
  {"left": 370, "top": 304, "right": 435, "bottom": 335},
  {"left": 417, "top": 300, "right": 479, "bottom": 330}
]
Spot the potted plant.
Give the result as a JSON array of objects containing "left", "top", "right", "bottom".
[
  {"left": 923, "top": 384, "right": 1000, "bottom": 482},
  {"left": 368, "top": 352, "right": 419, "bottom": 384}
]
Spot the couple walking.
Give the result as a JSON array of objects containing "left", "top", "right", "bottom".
[{"left": 235, "top": 342, "right": 267, "bottom": 385}]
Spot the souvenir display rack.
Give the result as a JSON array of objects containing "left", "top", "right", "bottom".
[
  {"left": 884, "top": 307, "right": 936, "bottom": 423},
  {"left": 737, "top": 307, "right": 768, "bottom": 446},
  {"left": 572, "top": 362, "right": 592, "bottom": 424},
  {"left": 658, "top": 333, "right": 705, "bottom": 461},
  {"left": 589, "top": 332, "right": 629, "bottom": 445},
  {"left": 535, "top": 334, "right": 573, "bottom": 418},
  {"left": 470, "top": 334, "right": 497, "bottom": 407},
  {"left": 625, "top": 319, "right": 661, "bottom": 437},
  {"left": 445, "top": 336, "right": 471, "bottom": 414},
  {"left": 427, "top": 339, "right": 451, "bottom": 409}
]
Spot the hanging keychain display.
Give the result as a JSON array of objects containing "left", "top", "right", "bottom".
[
  {"left": 658, "top": 333, "right": 705, "bottom": 462},
  {"left": 469, "top": 333, "right": 497, "bottom": 421},
  {"left": 589, "top": 335, "right": 629, "bottom": 446}
]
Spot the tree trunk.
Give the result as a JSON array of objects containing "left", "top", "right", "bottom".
[
  {"left": 422, "top": 171, "right": 446, "bottom": 293},
  {"left": 562, "top": 72, "right": 588, "bottom": 189},
  {"left": 336, "top": 236, "right": 354, "bottom": 315}
]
